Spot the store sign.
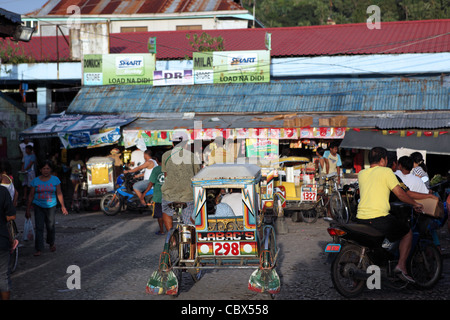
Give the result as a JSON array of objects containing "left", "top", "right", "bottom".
[
  {"left": 83, "top": 53, "right": 156, "bottom": 86},
  {"left": 193, "top": 50, "right": 270, "bottom": 84},
  {"left": 153, "top": 70, "right": 194, "bottom": 86}
]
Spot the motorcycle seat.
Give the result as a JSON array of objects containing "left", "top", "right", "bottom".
[
  {"left": 344, "top": 223, "right": 384, "bottom": 237},
  {"left": 342, "top": 223, "right": 385, "bottom": 248}
]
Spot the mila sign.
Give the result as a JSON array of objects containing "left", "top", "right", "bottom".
[{"left": 193, "top": 50, "right": 270, "bottom": 84}]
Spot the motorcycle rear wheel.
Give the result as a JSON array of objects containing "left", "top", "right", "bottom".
[
  {"left": 331, "top": 244, "right": 369, "bottom": 298},
  {"left": 101, "top": 193, "right": 122, "bottom": 216}
]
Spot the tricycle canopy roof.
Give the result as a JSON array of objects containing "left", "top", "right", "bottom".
[
  {"left": 86, "top": 157, "right": 115, "bottom": 165},
  {"left": 192, "top": 164, "right": 261, "bottom": 188},
  {"left": 274, "top": 156, "right": 309, "bottom": 163}
]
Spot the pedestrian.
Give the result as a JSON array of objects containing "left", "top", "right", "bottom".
[
  {"left": 447, "top": 193, "right": 450, "bottom": 234},
  {"left": 18, "top": 138, "right": 33, "bottom": 160},
  {"left": 0, "top": 160, "right": 18, "bottom": 207},
  {"left": 25, "top": 160, "right": 68, "bottom": 257},
  {"left": 0, "top": 185, "right": 16, "bottom": 300},
  {"left": 21, "top": 145, "right": 36, "bottom": 205},
  {"left": 107, "top": 148, "right": 123, "bottom": 179},
  {"left": 69, "top": 153, "right": 85, "bottom": 201},
  {"left": 410, "top": 152, "right": 430, "bottom": 188},
  {"left": 140, "top": 151, "right": 165, "bottom": 235},
  {"left": 323, "top": 141, "right": 342, "bottom": 185},
  {"left": 395, "top": 156, "right": 429, "bottom": 194},
  {"left": 314, "top": 147, "right": 329, "bottom": 188},
  {"left": 161, "top": 132, "right": 201, "bottom": 230}
]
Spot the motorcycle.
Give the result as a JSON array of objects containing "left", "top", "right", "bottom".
[
  {"left": 325, "top": 202, "right": 442, "bottom": 298},
  {"left": 100, "top": 171, "right": 154, "bottom": 216}
]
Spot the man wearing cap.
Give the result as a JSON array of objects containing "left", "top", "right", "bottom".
[{"left": 161, "top": 132, "right": 201, "bottom": 229}]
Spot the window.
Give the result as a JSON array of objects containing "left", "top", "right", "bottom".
[
  {"left": 120, "top": 26, "right": 148, "bottom": 33},
  {"left": 24, "top": 21, "right": 39, "bottom": 34},
  {"left": 176, "top": 25, "right": 202, "bottom": 31}
]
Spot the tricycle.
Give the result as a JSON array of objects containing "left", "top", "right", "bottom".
[
  {"left": 271, "top": 157, "right": 318, "bottom": 223},
  {"left": 86, "top": 157, "right": 116, "bottom": 198},
  {"left": 146, "top": 163, "right": 281, "bottom": 297}
]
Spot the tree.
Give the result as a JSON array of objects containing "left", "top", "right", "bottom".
[
  {"left": 242, "top": 0, "right": 450, "bottom": 27},
  {"left": 186, "top": 32, "right": 224, "bottom": 52}
]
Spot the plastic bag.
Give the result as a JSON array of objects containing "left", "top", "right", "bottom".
[{"left": 22, "top": 218, "right": 35, "bottom": 241}]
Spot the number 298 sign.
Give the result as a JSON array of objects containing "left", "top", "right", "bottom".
[{"left": 301, "top": 186, "right": 317, "bottom": 202}]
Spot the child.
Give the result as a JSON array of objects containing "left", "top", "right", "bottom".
[{"left": 141, "top": 151, "right": 165, "bottom": 235}]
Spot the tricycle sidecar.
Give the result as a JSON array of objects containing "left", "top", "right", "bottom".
[{"left": 147, "top": 163, "right": 281, "bottom": 297}]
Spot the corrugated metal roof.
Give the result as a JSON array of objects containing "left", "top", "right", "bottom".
[
  {"left": 66, "top": 76, "right": 450, "bottom": 115},
  {"left": 3, "top": 19, "right": 449, "bottom": 62},
  {"left": 0, "top": 8, "right": 22, "bottom": 24},
  {"left": 109, "top": 19, "right": 450, "bottom": 59},
  {"left": 375, "top": 112, "right": 450, "bottom": 129},
  {"left": 27, "top": 0, "right": 244, "bottom": 15}
]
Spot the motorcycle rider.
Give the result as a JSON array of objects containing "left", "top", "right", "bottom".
[
  {"left": 124, "top": 149, "right": 157, "bottom": 208},
  {"left": 356, "top": 147, "right": 423, "bottom": 283}
]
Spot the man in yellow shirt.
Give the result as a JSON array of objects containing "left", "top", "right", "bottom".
[{"left": 356, "top": 147, "right": 423, "bottom": 283}]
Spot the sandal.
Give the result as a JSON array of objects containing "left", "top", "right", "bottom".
[
  {"left": 50, "top": 245, "right": 56, "bottom": 252},
  {"left": 155, "top": 231, "right": 165, "bottom": 235},
  {"left": 394, "top": 267, "right": 415, "bottom": 283},
  {"left": 34, "top": 251, "right": 42, "bottom": 256}
]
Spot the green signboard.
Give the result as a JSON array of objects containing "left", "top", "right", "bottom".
[
  {"left": 193, "top": 50, "right": 270, "bottom": 84},
  {"left": 83, "top": 54, "right": 156, "bottom": 86}
]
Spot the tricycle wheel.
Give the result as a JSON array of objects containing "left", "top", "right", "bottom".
[
  {"left": 291, "top": 211, "right": 301, "bottom": 222},
  {"left": 167, "top": 230, "right": 182, "bottom": 297},
  {"left": 300, "top": 209, "right": 318, "bottom": 223},
  {"left": 100, "top": 193, "right": 121, "bottom": 216}
]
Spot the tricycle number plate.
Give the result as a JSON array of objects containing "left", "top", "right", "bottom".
[
  {"left": 198, "top": 241, "right": 257, "bottom": 256},
  {"left": 214, "top": 242, "right": 240, "bottom": 256},
  {"left": 301, "top": 186, "right": 317, "bottom": 202}
]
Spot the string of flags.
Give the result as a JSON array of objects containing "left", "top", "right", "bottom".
[{"left": 350, "top": 128, "right": 448, "bottom": 137}]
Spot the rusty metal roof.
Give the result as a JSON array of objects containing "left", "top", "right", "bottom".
[
  {"left": 27, "top": 0, "right": 245, "bottom": 16},
  {"left": 66, "top": 76, "right": 450, "bottom": 115}
]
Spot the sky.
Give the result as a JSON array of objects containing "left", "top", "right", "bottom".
[{"left": 0, "top": 0, "right": 48, "bottom": 14}]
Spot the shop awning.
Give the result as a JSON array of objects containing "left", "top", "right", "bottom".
[
  {"left": 21, "top": 113, "right": 136, "bottom": 149},
  {"left": 340, "top": 129, "right": 450, "bottom": 155}
]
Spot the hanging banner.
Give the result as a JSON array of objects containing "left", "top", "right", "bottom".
[
  {"left": 193, "top": 50, "right": 270, "bottom": 84},
  {"left": 299, "top": 127, "right": 346, "bottom": 139},
  {"left": 83, "top": 53, "right": 156, "bottom": 86},
  {"left": 143, "top": 130, "right": 173, "bottom": 146},
  {"left": 245, "top": 138, "right": 279, "bottom": 160},
  {"left": 58, "top": 127, "right": 122, "bottom": 149}
]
